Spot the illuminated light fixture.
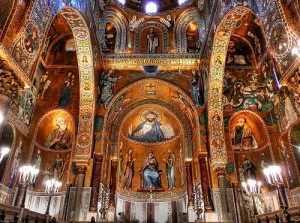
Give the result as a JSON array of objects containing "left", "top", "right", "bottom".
[
  {"left": 178, "top": 0, "right": 188, "bottom": 5},
  {"left": 117, "top": 0, "right": 126, "bottom": 5},
  {"left": 145, "top": 2, "right": 158, "bottom": 14}
]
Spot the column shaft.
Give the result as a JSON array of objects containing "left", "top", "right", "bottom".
[
  {"left": 74, "top": 165, "right": 86, "bottom": 221},
  {"left": 185, "top": 161, "right": 193, "bottom": 206},
  {"left": 109, "top": 160, "right": 118, "bottom": 206},
  {"left": 198, "top": 154, "right": 213, "bottom": 211},
  {"left": 90, "top": 154, "right": 103, "bottom": 211},
  {"left": 217, "top": 167, "right": 229, "bottom": 221}
]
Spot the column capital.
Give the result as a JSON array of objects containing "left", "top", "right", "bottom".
[
  {"left": 111, "top": 159, "right": 118, "bottom": 167},
  {"left": 198, "top": 154, "right": 207, "bottom": 160},
  {"left": 76, "top": 164, "right": 87, "bottom": 174},
  {"left": 185, "top": 160, "right": 192, "bottom": 166},
  {"left": 94, "top": 153, "right": 103, "bottom": 162},
  {"left": 216, "top": 167, "right": 226, "bottom": 176}
]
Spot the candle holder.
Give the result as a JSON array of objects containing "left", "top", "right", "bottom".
[
  {"left": 45, "top": 179, "right": 62, "bottom": 215},
  {"left": 263, "top": 165, "right": 287, "bottom": 209},
  {"left": 192, "top": 185, "right": 203, "bottom": 219},
  {"left": 18, "top": 165, "right": 39, "bottom": 208},
  {"left": 242, "top": 179, "right": 262, "bottom": 216}
]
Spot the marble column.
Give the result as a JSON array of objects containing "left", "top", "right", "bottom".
[
  {"left": 0, "top": 94, "right": 11, "bottom": 133},
  {"left": 107, "top": 160, "right": 118, "bottom": 222},
  {"left": 90, "top": 153, "right": 103, "bottom": 212},
  {"left": 198, "top": 154, "right": 213, "bottom": 211},
  {"left": 109, "top": 160, "right": 118, "bottom": 207},
  {"left": 185, "top": 160, "right": 193, "bottom": 207},
  {"left": 216, "top": 167, "right": 228, "bottom": 221},
  {"left": 74, "top": 165, "right": 87, "bottom": 221},
  {"left": 14, "top": 184, "right": 26, "bottom": 207}
]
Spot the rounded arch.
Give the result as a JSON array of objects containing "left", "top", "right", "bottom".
[
  {"left": 135, "top": 22, "right": 169, "bottom": 53},
  {"left": 101, "top": 19, "right": 121, "bottom": 53},
  {"left": 175, "top": 8, "right": 203, "bottom": 53},
  {"left": 28, "top": 109, "right": 76, "bottom": 157},
  {"left": 228, "top": 110, "right": 275, "bottom": 162},
  {"left": 111, "top": 99, "right": 192, "bottom": 157},
  {"left": 101, "top": 78, "right": 201, "bottom": 160},
  {"left": 44, "top": 33, "right": 73, "bottom": 63},
  {"left": 208, "top": 6, "right": 253, "bottom": 168},
  {"left": 53, "top": 7, "right": 96, "bottom": 160},
  {"left": 101, "top": 9, "right": 127, "bottom": 53},
  {"left": 231, "top": 34, "right": 257, "bottom": 65}
]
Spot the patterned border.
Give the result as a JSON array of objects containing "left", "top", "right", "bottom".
[
  {"left": 101, "top": 18, "right": 121, "bottom": 52},
  {"left": 102, "top": 78, "right": 201, "bottom": 159},
  {"left": 101, "top": 10, "right": 127, "bottom": 53},
  {"left": 7, "top": 110, "right": 28, "bottom": 136},
  {"left": 208, "top": 6, "right": 251, "bottom": 168},
  {"left": 175, "top": 9, "right": 202, "bottom": 53},
  {"left": 116, "top": 186, "right": 187, "bottom": 202},
  {"left": 60, "top": 7, "right": 96, "bottom": 161}
]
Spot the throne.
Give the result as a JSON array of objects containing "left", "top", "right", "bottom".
[{"left": 137, "top": 169, "right": 165, "bottom": 192}]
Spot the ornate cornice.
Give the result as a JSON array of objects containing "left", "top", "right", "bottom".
[
  {"left": 102, "top": 53, "right": 200, "bottom": 69},
  {"left": 116, "top": 186, "right": 187, "bottom": 202}
]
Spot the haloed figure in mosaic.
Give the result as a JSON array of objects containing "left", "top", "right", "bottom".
[
  {"left": 123, "top": 148, "right": 135, "bottom": 189},
  {"left": 58, "top": 71, "right": 75, "bottom": 108},
  {"left": 128, "top": 110, "right": 174, "bottom": 143},
  {"left": 98, "top": 68, "right": 121, "bottom": 108},
  {"left": 165, "top": 149, "right": 176, "bottom": 189},
  {"left": 231, "top": 117, "right": 258, "bottom": 151},
  {"left": 147, "top": 28, "right": 159, "bottom": 53},
  {"left": 45, "top": 117, "right": 73, "bottom": 150},
  {"left": 141, "top": 151, "right": 162, "bottom": 190}
]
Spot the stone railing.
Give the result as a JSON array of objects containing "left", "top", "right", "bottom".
[
  {"left": 255, "top": 206, "right": 300, "bottom": 223},
  {"left": 0, "top": 203, "right": 50, "bottom": 223}
]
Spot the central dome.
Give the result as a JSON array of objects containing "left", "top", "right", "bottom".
[{"left": 115, "top": 0, "right": 194, "bottom": 14}]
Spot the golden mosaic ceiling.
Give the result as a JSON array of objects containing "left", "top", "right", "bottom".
[{"left": 115, "top": 0, "right": 194, "bottom": 14}]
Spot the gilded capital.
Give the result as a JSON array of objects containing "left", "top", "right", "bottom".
[
  {"left": 76, "top": 164, "right": 87, "bottom": 174},
  {"left": 94, "top": 153, "right": 103, "bottom": 162},
  {"left": 216, "top": 167, "right": 226, "bottom": 176}
]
